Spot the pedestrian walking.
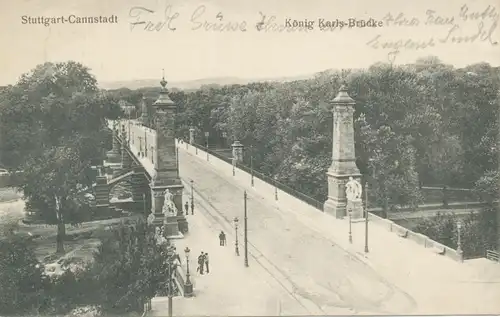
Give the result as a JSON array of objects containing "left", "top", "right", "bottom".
[
  {"left": 184, "top": 201, "right": 189, "bottom": 215},
  {"left": 219, "top": 230, "right": 226, "bottom": 246},
  {"left": 197, "top": 252, "right": 205, "bottom": 275},
  {"left": 204, "top": 253, "right": 210, "bottom": 273}
]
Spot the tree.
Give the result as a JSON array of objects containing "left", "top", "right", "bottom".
[
  {"left": 0, "top": 234, "right": 46, "bottom": 315},
  {"left": 86, "top": 221, "right": 169, "bottom": 314},
  {"left": 0, "top": 61, "right": 119, "bottom": 253}
]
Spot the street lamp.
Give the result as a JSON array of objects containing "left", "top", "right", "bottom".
[
  {"left": 274, "top": 176, "right": 278, "bottom": 201},
  {"left": 457, "top": 220, "right": 463, "bottom": 262},
  {"left": 138, "top": 136, "right": 143, "bottom": 157},
  {"left": 176, "top": 145, "right": 179, "bottom": 177},
  {"left": 190, "top": 180, "right": 194, "bottom": 215},
  {"left": 250, "top": 145, "right": 254, "bottom": 187},
  {"left": 204, "top": 131, "right": 209, "bottom": 160},
  {"left": 365, "top": 158, "right": 375, "bottom": 253},
  {"left": 348, "top": 208, "right": 353, "bottom": 244},
  {"left": 234, "top": 217, "right": 240, "bottom": 256},
  {"left": 144, "top": 130, "right": 148, "bottom": 157},
  {"left": 184, "top": 247, "right": 193, "bottom": 297},
  {"left": 244, "top": 191, "right": 249, "bottom": 267}
]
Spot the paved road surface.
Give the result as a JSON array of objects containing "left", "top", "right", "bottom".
[{"left": 179, "top": 151, "right": 417, "bottom": 315}]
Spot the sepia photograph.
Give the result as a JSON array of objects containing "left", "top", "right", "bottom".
[{"left": 0, "top": 0, "right": 499, "bottom": 316}]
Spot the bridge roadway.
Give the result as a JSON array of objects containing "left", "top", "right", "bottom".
[
  {"left": 175, "top": 145, "right": 500, "bottom": 315},
  {"left": 112, "top": 120, "right": 500, "bottom": 315}
]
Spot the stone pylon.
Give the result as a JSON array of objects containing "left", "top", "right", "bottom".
[
  {"left": 232, "top": 141, "right": 244, "bottom": 162},
  {"left": 324, "top": 83, "right": 363, "bottom": 219},
  {"left": 106, "top": 122, "right": 121, "bottom": 163},
  {"left": 189, "top": 127, "right": 195, "bottom": 144},
  {"left": 150, "top": 75, "right": 186, "bottom": 238}
]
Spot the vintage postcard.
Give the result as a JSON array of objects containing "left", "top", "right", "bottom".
[{"left": 0, "top": 0, "right": 499, "bottom": 316}]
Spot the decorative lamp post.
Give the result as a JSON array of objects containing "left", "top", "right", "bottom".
[
  {"left": 250, "top": 145, "right": 254, "bottom": 187},
  {"left": 274, "top": 176, "right": 278, "bottom": 201},
  {"left": 234, "top": 217, "right": 240, "bottom": 256},
  {"left": 244, "top": 191, "right": 249, "bottom": 267},
  {"left": 190, "top": 180, "right": 194, "bottom": 215},
  {"left": 457, "top": 221, "right": 463, "bottom": 262},
  {"left": 176, "top": 145, "right": 179, "bottom": 177},
  {"left": 144, "top": 130, "right": 148, "bottom": 157},
  {"left": 348, "top": 208, "right": 353, "bottom": 243},
  {"left": 184, "top": 247, "right": 193, "bottom": 297},
  {"left": 365, "top": 158, "right": 375, "bottom": 253},
  {"left": 138, "top": 136, "right": 143, "bottom": 157},
  {"left": 204, "top": 132, "right": 209, "bottom": 160}
]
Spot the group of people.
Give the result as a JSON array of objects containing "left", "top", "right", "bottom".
[
  {"left": 196, "top": 251, "right": 209, "bottom": 274},
  {"left": 194, "top": 231, "right": 227, "bottom": 275}
]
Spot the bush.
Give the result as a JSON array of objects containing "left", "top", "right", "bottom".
[{"left": 0, "top": 235, "right": 45, "bottom": 315}]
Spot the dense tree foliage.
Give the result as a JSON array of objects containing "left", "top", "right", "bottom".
[
  {"left": 0, "top": 234, "right": 45, "bottom": 315},
  {"left": 109, "top": 57, "right": 499, "bottom": 212},
  {"left": 109, "top": 57, "right": 499, "bottom": 253},
  {"left": 0, "top": 221, "right": 167, "bottom": 316},
  {"left": 0, "top": 61, "right": 122, "bottom": 253}
]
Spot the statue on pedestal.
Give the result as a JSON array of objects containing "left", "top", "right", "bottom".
[
  {"left": 345, "top": 177, "right": 362, "bottom": 202},
  {"left": 162, "top": 189, "right": 177, "bottom": 216}
]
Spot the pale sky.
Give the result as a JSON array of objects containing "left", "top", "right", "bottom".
[{"left": 1, "top": 0, "right": 499, "bottom": 85}]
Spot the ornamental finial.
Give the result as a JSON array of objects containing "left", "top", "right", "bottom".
[
  {"left": 339, "top": 80, "right": 348, "bottom": 92},
  {"left": 160, "top": 69, "right": 167, "bottom": 88}
]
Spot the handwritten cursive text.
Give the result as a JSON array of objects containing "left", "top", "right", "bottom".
[
  {"left": 190, "top": 5, "right": 247, "bottom": 31},
  {"left": 129, "top": 5, "right": 179, "bottom": 31}
]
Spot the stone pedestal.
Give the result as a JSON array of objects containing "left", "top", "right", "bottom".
[
  {"left": 165, "top": 216, "right": 182, "bottom": 237},
  {"left": 107, "top": 126, "right": 121, "bottom": 163},
  {"left": 189, "top": 128, "right": 195, "bottom": 144},
  {"left": 232, "top": 141, "right": 244, "bottom": 162},
  {"left": 347, "top": 199, "right": 364, "bottom": 220}
]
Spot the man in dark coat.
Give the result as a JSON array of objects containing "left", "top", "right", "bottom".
[
  {"left": 219, "top": 231, "right": 226, "bottom": 246},
  {"left": 184, "top": 201, "right": 189, "bottom": 215},
  {"left": 204, "top": 253, "right": 210, "bottom": 273},
  {"left": 197, "top": 252, "right": 205, "bottom": 275}
]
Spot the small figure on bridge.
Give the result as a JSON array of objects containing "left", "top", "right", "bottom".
[
  {"left": 184, "top": 201, "right": 189, "bottom": 215},
  {"left": 197, "top": 251, "right": 205, "bottom": 275},
  {"left": 219, "top": 231, "right": 226, "bottom": 246},
  {"left": 204, "top": 253, "right": 210, "bottom": 274}
]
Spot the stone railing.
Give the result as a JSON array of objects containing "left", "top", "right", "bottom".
[{"left": 367, "top": 212, "right": 463, "bottom": 261}]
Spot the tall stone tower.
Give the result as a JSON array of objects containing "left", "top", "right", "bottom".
[
  {"left": 150, "top": 75, "right": 184, "bottom": 237},
  {"left": 324, "top": 83, "right": 362, "bottom": 219}
]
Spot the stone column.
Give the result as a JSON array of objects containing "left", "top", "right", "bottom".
[
  {"left": 232, "top": 141, "right": 244, "bottom": 162},
  {"left": 107, "top": 122, "right": 121, "bottom": 163},
  {"left": 189, "top": 128, "right": 195, "bottom": 144},
  {"left": 324, "top": 84, "right": 362, "bottom": 219},
  {"left": 150, "top": 77, "right": 185, "bottom": 238}
]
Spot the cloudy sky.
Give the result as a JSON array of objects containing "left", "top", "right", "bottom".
[{"left": 1, "top": 0, "right": 499, "bottom": 85}]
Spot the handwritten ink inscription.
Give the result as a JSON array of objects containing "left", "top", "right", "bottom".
[
  {"left": 129, "top": 2, "right": 247, "bottom": 32},
  {"left": 129, "top": 5, "right": 179, "bottom": 31},
  {"left": 367, "top": 4, "right": 498, "bottom": 59}
]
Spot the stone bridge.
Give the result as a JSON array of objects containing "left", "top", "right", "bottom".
[{"left": 91, "top": 77, "right": 500, "bottom": 315}]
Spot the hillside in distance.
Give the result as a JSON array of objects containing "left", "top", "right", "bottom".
[{"left": 100, "top": 74, "right": 315, "bottom": 91}]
